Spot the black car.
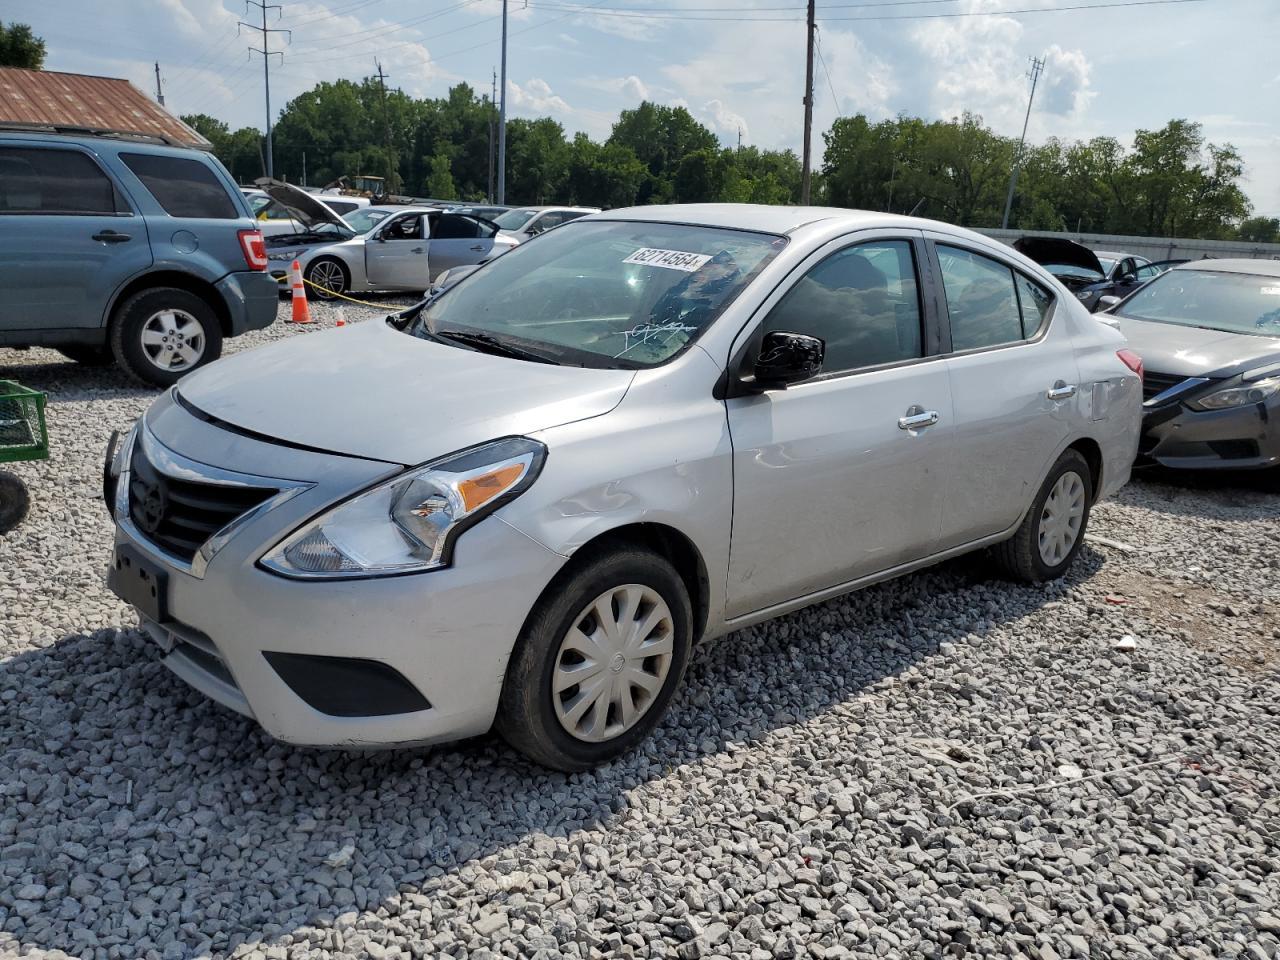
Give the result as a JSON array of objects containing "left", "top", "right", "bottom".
[
  {"left": 1014, "top": 238, "right": 1156, "bottom": 312},
  {"left": 1102, "top": 259, "right": 1280, "bottom": 471}
]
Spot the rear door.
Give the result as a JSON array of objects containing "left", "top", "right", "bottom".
[
  {"left": 0, "top": 141, "right": 152, "bottom": 331},
  {"left": 926, "top": 236, "right": 1079, "bottom": 549},
  {"left": 724, "top": 232, "right": 953, "bottom": 618},
  {"left": 426, "top": 213, "right": 495, "bottom": 280},
  {"left": 365, "top": 213, "right": 431, "bottom": 289}
]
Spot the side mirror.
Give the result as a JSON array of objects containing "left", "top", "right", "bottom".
[
  {"left": 1096, "top": 295, "right": 1122, "bottom": 312},
  {"left": 752, "top": 331, "right": 824, "bottom": 390}
]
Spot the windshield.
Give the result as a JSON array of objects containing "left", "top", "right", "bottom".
[
  {"left": 493, "top": 208, "right": 537, "bottom": 230},
  {"left": 344, "top": 208, "right": 391, "bottom": 234},
  {"left": 1097, "top": 257, "right": 1117, "bottom": 274},
  {"left": 413, "top": 220, "right": 786, "bottom": 368},
  {"left": 1119, "top": 269, "right": 1280, "bottom": 336},
  {"left": 1045, "top": 263, "right": 1104, "bottom": 282}
]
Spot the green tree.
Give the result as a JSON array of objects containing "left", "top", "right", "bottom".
[
  {"left": 1238, "top": 216, "right": 1280, "bottom": 244},
  {"left": 181, "top": 113, "right": 264, "bottom": 184},
  {"left": 0, "top": 21, "right": 45, "bottom": 69},
  {"left": 563, "top": 133, "right": 648, "bottom": 208},
  {"left": 424, "top": 155, "right": 457, "bottom": 200},
  {"left": 608, "top": 102, "right": 718, "bottom": 202},
  {"left": 504, "top": 117, "right": 569, "bottom": 204}
]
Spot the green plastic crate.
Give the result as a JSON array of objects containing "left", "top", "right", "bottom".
[{"left": 0, "top": 380, "right": 49, "bottom": 464}]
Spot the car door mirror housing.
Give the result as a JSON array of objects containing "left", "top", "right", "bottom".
[
  {"left": 752, "top": 331, "right": 824, "bottom": 390},
  {"left": 1096, "top": 295, "right": 1122, "bottom": 312}
]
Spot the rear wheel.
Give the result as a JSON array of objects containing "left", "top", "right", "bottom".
[
  {"left": 994, "top": 448, "right": 1093, "bottom": 582},
  {"left": 57, "top": 344, "right": 114, "bottom": 366},
  {"left": 496, "top": 547, "right": 693, "bottom": 771},
  {"left": 110, "top": 288, "right": 223, "bottom": 388}
]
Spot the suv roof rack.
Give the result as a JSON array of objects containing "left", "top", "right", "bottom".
[{"left": 0, "top": 121, "right": 204, "bottom": 149}]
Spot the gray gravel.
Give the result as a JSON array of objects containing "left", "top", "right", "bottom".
[{"left": 2, "top": 301, "right": 1279, "bottom": 960}]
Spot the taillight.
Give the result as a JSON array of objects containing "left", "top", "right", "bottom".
[
  {"left": 1117, "top": 349, "right": 1143, "bottom": 381},
  {"left": 238, "top": 229, "right": 268, "bottom": 271}
]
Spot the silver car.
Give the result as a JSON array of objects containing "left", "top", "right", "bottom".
[
  {"left": 104, "top": 204, "right": 1141, "bottom": 770},
  {"left": 494, "top": 205, "right": 600, "bottom": 243},
  {"left": 258, "top": 182, "right": 516, "bottom": 300}
]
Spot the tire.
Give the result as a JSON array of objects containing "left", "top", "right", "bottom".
[
  {"left": 0, "top": 470, "right": 30, "bottom": 535},
  {"left": 110, "top": 288, "right": 223, "bottom": 388},
  {"left": 994, "top": 448, "right": 1094, "bottom": 583},
  {"left": 305, "top": 258, "right": 348, "bottom": 301},
  {"left": 496, "top": 546, "right": 694, "bottom": 771},
  {"left": 57, "top": 344, "right": 114, "bottom": 366}
]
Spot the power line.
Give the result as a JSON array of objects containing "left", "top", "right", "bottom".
[
  {"left": 288, "top": 0, "right": 484, "bottom": 52},
  {"left": 285, "top": 3, "right": 493, "bottom": 64},
  {"left": 815, "top": 32, "right": 840, "bottom": 117},
  {"left": 520, "top": 0, "right": 1206, "bottom": 22}
]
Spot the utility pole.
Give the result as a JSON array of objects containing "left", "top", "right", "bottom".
[
  {"left": 153, "top": 62, "right": 165, "bottom": 106},
  {"left": 375, "top": 59, "right": 396, "bottom": 192},
  {"left": 1001, "top": 55, "right": 1045, "bottom": 230},
  {"left": 302, "top": 151, "right": 306, "bottom": 187},
  {"left": 240, "top": 1, "right": 289, "bottom": 180},
  {"left": 488, "top": 69, "right": 497, "bottom": 203},
  {"left": 497, "top": 0, "right": 509, "bottom": 204},
  {"left": 737, "top": 126, "right": 742, "bottom": 153},
  {"left": 800, "top": 0, "right": 816, "bottom": 204}
]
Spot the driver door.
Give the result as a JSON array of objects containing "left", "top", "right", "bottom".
[
  {"left": 365, "top": 213, "right": 430, "bottom": 289},
  {"left": 426, "top": 213, "right": 495, "bottom": 281}
]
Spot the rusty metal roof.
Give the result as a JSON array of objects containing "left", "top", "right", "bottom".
[{"left": 0, "top": 68, "right": 211, "bottom": 149}]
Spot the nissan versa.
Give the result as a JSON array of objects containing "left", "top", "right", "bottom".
[{"left": 104, "top": 205, "right": 1142, "bottom": 770}]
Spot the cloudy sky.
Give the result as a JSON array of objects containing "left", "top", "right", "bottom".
[{"left": 10, "top": 0, "right": 1279, "bottom": 214}]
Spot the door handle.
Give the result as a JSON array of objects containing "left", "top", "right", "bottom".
[
  {"left": 411, "top": 246, "right": 425, "bottom": 254},
  {"left": 1047, "top": 382, "right": 1077, "bottom": 401},
  {"left": 898, "top": 409, "right": 940, "bottom": 430},
  {"left": 92, "top": 230, "right": 131, "bottom": 243},
  {"left": 469, "top": 244, "right": 485, "bottom": 251}
]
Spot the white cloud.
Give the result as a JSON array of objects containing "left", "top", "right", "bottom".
[
  {"left": 701, "top": 99, "right": 748, "bottom": 143},
  {"left": 508, "top": 76, "right": 573, "bottom": 115}
]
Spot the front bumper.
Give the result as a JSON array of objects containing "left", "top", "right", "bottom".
[
  {"left": 1139, "top": 397, "right": 1280, "bottom": 470},
  {"left": 107, "top": 402, "right": 567, "bottom": 748},
  {"left": 216, "top": 270, "right": 280, "bottom": 335}
]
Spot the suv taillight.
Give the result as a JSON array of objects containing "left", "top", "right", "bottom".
[
  {"left": 1117, "top": 349, "right": 1143, "bottom": 381},
  {"left": 238, "top": 229, "right": 268, "bottom": 271}
]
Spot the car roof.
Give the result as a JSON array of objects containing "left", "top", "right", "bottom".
[
  {"left": 363, "top": 205, "right": 442, "bottom": 214},
  {"left": 590, "top": 203, "right": 974, "bottom": 237},
  {"left": 1170, "top": 258, "right": 1280, "bottom": 278},
  {"left": 514, "top": 205, "right": 599, "bottom": 213}
]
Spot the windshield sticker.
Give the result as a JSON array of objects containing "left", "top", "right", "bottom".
[
  {"left": 623, "top": 248, "right": 714, "bottom": 272},
  {"left": 1261, "top": 286, "right": 1280, "bottom": 296}
]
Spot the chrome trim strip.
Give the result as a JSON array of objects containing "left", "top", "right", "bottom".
[
  {"left": 116, "top": 421, "right": 313, "bottom": 579},
  {"left": 1143, "top": 376, "right": 1211, "bottom": 408}
]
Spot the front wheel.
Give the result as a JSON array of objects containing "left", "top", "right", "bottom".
[
  {"left": 110, "top": 288, "right": 223, "bottom": 388},
  {"left": 305, "top": 258, "right": 348, "bottom": 301},
  {"left": 993, "top": 448, "right": 1093, "bottom": 582},
  {"left": 496, "top": 547, "right": 694, "bottom": 771}
]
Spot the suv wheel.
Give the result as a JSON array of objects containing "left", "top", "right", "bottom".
[
  {"left": 993, "top": 448, "right": 1093, "bottom": 582},
  {"left": 496, "top": 547, "right": 693, "bottom": 771},
  {"left": 57, "top": 345, "right": 115, "bottom": 367},
  {"left": 305, "top": 258, "right": 348, "bottom": 301},
  {"left": 110, "top": 288, "right": 223, "bottom": 388}
]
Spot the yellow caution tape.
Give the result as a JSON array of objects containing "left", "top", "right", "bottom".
[{"left": 275, "top": 272, "right": 411, "bottom": 311}]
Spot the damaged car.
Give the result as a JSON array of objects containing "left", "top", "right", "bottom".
[
  {"left": 1101, "top": 259, "right": 1280, "bottom": 471},
  {"left": 1013, "top": 237, "right": 1152, "bottom": 311}
]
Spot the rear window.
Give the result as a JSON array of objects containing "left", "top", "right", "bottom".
[
  {"left": 324, "top": 199, "right": 358, "bottom": 215},
  {"left": 0, "top": 146, "right": 123, "bottom": 215},
  {"left": 121, "top": 153, "right": 239, "bottom": 219}
]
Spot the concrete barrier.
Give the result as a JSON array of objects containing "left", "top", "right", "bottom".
[{"left": 975, "top": 228, "right": 1280, "bottom": 263}]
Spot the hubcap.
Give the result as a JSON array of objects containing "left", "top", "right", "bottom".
[
  {"left": 552, "top": 584, "right": 674, "bottom": 743},
  {"left": 1038, "top": 470, "right": 1086, "bottom": 566},
  {"left": 139, "top": 309, "right": 205, "bottom": 372},
  {"left": 310, "top": 261, "right": 344, "bottom": 298}
]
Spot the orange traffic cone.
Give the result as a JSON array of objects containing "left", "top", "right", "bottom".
[
  {"left": 335, "top": 305, "right": 346, "bottom": 328},
  {"left": 290, "top": 260, "right": 313, "bottom": 324}
]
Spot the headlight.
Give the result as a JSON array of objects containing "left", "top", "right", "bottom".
[
  {"left": 267, "top": 253, "right": 294, "bottom": 262},
  {"left": 1191, "top": 376, "right": 1280, "bottom": 411},
  {"left": 1075, "top": 290, "right": 1093, "bottom": 301},
  {"left": 260, "top": 437, "right": 545, "bottom": 579}
]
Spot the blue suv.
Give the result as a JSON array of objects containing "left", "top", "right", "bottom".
[{"left": 0, "top": 130, "right": 277, "bottom": 386}]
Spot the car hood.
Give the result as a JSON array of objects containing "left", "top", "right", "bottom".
[
  {"left": 175, "top": 320, "right": 635, "bottom": 465},
  {"left": 1013, "top": 237, "right": 1105, "bottom": 276},
  {"left": 1113, "top": 315, "right": 1280, "bottom": 377},
  {"left": 255, "top": 177, "right": 350, "bottom": 231}
]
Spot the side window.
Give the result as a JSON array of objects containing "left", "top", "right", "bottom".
[
  {"left": 1135, "top": 263, "right": 1160, "bottom": 281},
  {"left": 762, "top": 239, "right": 924, "bottom": 374},
  {"left": 531, "top": 212, "right": 564, "bottom": 234},
  {"left": 383, "top": 214, "right": 423, "bottom": 241},
  {"left": 433, "top": 214, "right": 483, "bottom": 240},
  {"left": 120, "top": 153, "right": 239, "bottom": 219},
  {"left": 0, "top": 146, "right": 121, "bottom": 215},
  {"left": 937, "top": 245, "right": 1024, "bottom": 351},
  {"left": 1014, "top": 273, "right": 1053, "bottom": 336}
]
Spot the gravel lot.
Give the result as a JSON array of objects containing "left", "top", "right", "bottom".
[{"left": 2, "top": 300, "right": 1278, "bottom": 960}]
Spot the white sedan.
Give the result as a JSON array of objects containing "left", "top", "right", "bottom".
[{"left": 259, "top": 182, "right": 517, "bottom": 300}]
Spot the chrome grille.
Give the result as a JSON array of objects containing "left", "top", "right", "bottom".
[{"left": 1142, "top": 371, "right": 1187, "bottom": 403}]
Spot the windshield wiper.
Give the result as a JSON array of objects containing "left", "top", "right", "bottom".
[{"left": 434, "top": 329, "right": 562, "bottom": 365}]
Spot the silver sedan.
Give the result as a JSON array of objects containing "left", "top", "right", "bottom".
[{"left": 104, "top": 204, "right": 1142, "bottom": 770}]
